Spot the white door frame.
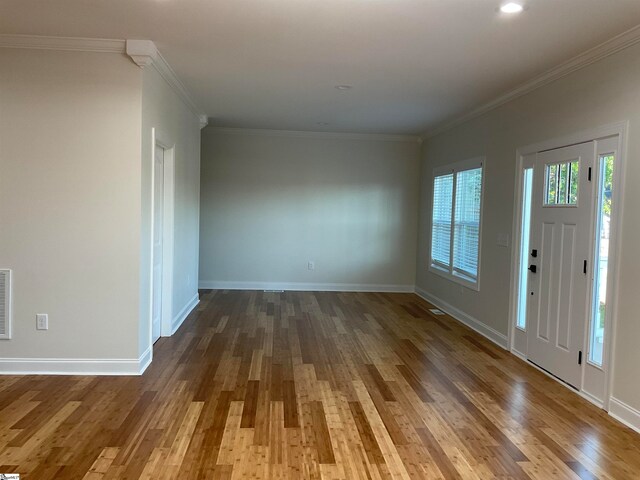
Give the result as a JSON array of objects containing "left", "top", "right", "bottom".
[
  {"left": 508, "top": 121, "right": 627, "bottom": 410},
  {"left": 150, "top": 128, "right": 175, "bottom": 350}
]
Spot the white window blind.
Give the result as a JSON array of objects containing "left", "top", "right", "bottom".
[
  {"left": 431, "top": 174, "right": 453, "bottom": 268},
  {"left": 453, "top": 168, "right": 482, "bottom": 279},
  {"left": 430, "top": 160, "right": 483, "bottom": 287}
]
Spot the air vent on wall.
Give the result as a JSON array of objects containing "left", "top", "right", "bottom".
[{"left": 0, "top": 269, "right": 11, "bottom": 339}]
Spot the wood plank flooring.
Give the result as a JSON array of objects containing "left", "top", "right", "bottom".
[{"left": 1, "top": 290, "right": 639, "bottom": 479}]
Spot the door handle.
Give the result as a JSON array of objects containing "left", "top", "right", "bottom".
[{"left": 528, "top": 265, "right": 537, "bottom": 273}]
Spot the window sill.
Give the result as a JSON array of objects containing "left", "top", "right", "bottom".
[{"left": 429, "top": 263, "right": 480, "bottom": 291}]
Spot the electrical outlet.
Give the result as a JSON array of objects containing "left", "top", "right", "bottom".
[
  {"left": 308, "top": 261, "right": 315, "bottom": 271},
  {"left": 36, "top": 313, "right": 48, "bottom": 330}
]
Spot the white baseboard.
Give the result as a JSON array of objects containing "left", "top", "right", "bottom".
[
  {"left": 171, "top": 293, "right": 200, "bottom": 335},
  {"left": 198, "top": 281, "right": 415, "bottom": 293},
  {"left": 0, "top": 345, "right": 152, "bottom": 376},
  {"left": 414, "top": 286, "right": 508, "bottom": 349},
  {"left": 138, "top": 345, "right": 152, "bottom": 375},
  {"left": 609, "top": 397, "right": 640, "bottom": 434}
]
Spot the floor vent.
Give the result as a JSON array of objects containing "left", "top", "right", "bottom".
[
  {"left": 428, "top": 308, "right": 445, "bottom": 316},
  {"left": 0, "top": 269, "right": 11, "bottom": 339}
]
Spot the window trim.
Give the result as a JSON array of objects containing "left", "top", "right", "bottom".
[{"left": 429, "top": 156, "right": 485, "bottom": 291}]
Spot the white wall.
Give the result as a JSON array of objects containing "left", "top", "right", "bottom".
[
  {"left": 0, "top": 45, "right": 202, "bottom": 372},
  {"left": 0, "top": 48, "right": 142, "bottom": 362},
  {"left": 140, "top": 66, "right": 202, "bottom": 354},
  {"left": 416, "top": 42, "right": 640, "bottom": 417},
  {"left": 200, "top": 129, "right": 421, "bottom": 290}
]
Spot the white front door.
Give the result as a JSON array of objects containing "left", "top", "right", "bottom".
[
  {"left": 526, "top": 142, "right": 595, "bottom": 388},
  {"left": 152, "top": 145, "right": 164, "bottom": 344}
]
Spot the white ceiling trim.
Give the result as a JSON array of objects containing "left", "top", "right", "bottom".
[
  {"left": 0, "top": 34, "right": 125, "bottom": 53},
  {"left": 424, "top": 24, "right": 640, "bottom": 139},
  {"left": 126, "top": 39, "right": 207, "bottom": 127},
  {"left": 208, "top": 127, "right": 422, "bottom": 143},
  {"left": 0, "top": 35, "right": 206, "bottom": 128},
  {"left": 125, "top": 39, "right": 157, "bottom": 67},
  {"left": 152, "top": 51, "right": 208, "bottom": 128}
]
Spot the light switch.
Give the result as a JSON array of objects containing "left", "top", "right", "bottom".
[{"left": 497, "top": 233, "right": 510, "bottom": 248}]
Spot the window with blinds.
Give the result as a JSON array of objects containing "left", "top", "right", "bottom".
[
  {"left": 431, "top": 174, "right": 453, "bottom": 268},
  {"left": 430, "top": 159, "right": 483, "bottom": 287}
]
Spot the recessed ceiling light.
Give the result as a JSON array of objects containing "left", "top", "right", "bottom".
[
  {"left": 335, "top": 85, "right": 353, "bottom": 91},
  {"left": 500, "top": 2, "right": 524, "bottom": 13}
]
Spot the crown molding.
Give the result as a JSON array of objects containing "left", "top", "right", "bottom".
[
  {"left": 152, "top": 48, "right": 206, "bottom": 123},
  {"left": 424, "top": 24, "right": 640, "bottom": 139},
  {"left": 0, "top": 34, "right": 125, "bottom": 53},
  {"left": 125, "top": 39, "right": 157, "bottom": 67},
  {"left": 125, "top": 39, "right": 206, "bottom": 123},
  {"left": 207, "top": 127, "right": 422, "bottom": 144},
  {"left": 0, "top": 35, "right": 206, "bottom": 125}
]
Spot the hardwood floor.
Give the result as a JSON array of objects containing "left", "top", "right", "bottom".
[{"left": 1, "top": 290, "right": 639, "bottom": 479}]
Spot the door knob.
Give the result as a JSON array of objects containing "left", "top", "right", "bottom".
[{"left": 528, "top": 265, "right": 537, "bottom": 273}]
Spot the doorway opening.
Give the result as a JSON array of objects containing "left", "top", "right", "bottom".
[
  {"left": 510, "top": 126, "right": 624, "bottom": 408},
  {"left": 152, "top": 143, "right": 165, "bottom": 344},
  {"left": 150, "top": 131, "right": 175, "bottom": 350}
]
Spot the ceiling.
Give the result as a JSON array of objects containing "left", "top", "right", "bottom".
[{"left": 2, "top": 0, "right": 640, "bottom": 135}]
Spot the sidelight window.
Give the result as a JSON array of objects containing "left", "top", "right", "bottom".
[
  {"left": 589, "top": 154, "right": 614, "bottom": 366},
  {"left": 516, "top": 168, "right": 533, "bottom": 330}
]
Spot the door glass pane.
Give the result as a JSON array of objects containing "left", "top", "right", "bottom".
[
  {"left": 431, "top": 174, "right": 454, "bottom": 267},
  {"left": 517, "top": 168, "right": 533, "bottom": 330},
  {"left": 545, "top": 161, "right": 579, "bottom": 205},
  {"left": 547, "top": 164, "right": 557, "bottom": 204},
  {"left": 558, "top": 163, "right": 568, "bottom": 205},
  {"left": 589, "top": 154, "right": 614, "bottom": 366},
  {"left": 569, "top": 161, "right": 579, "bottom": 204}
]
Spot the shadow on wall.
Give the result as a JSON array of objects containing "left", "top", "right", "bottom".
[{"left": 200, "top": 181, "right": 414, "bottom": 284}]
